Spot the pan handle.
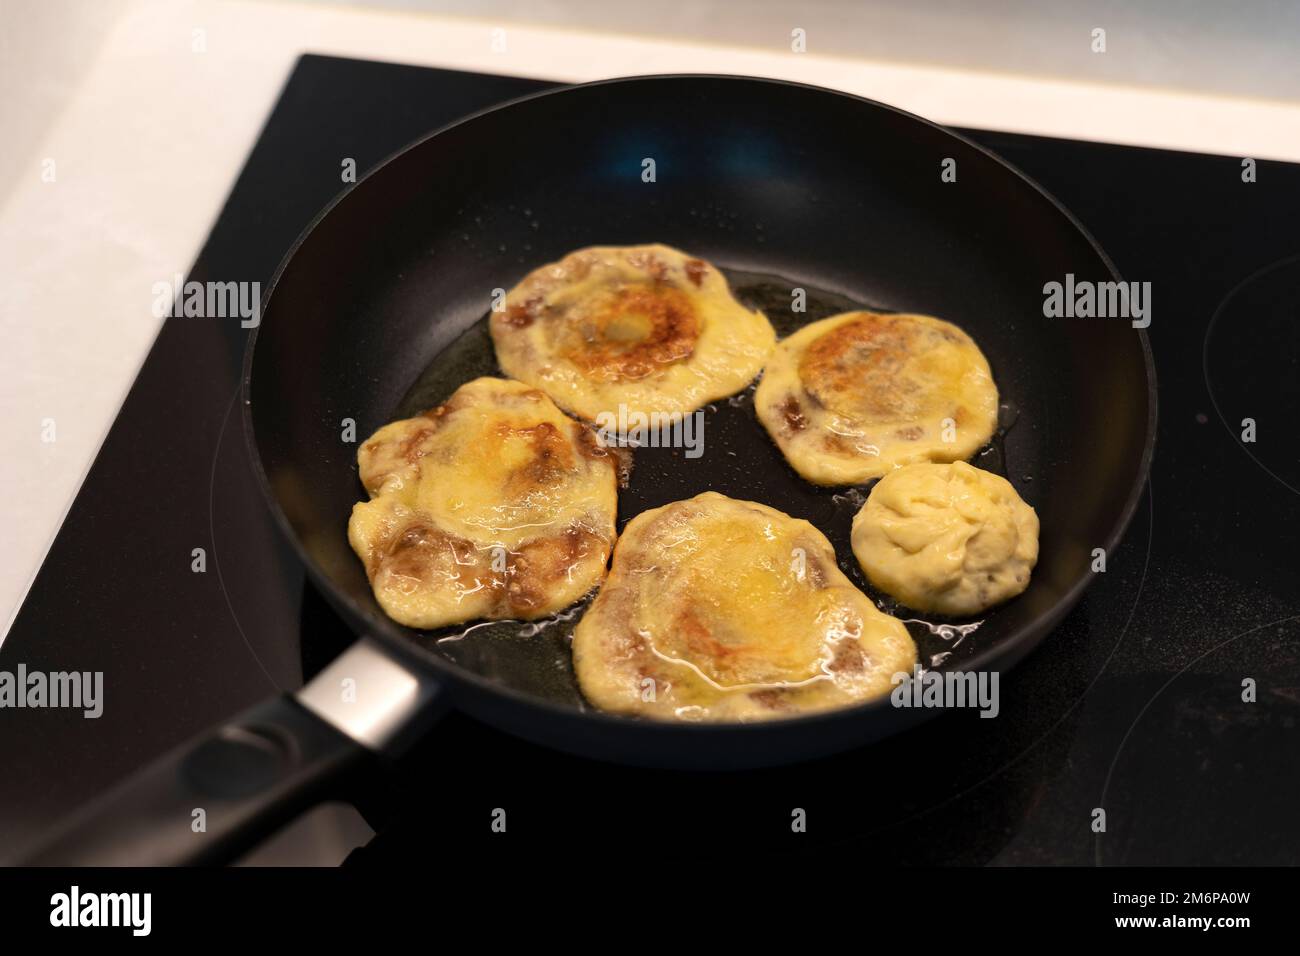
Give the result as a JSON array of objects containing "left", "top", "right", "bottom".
[{"left": 19, "top": 640, "right": 444, "bottom": 866}]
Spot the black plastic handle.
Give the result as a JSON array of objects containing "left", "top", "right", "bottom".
[{"left": 20, "top": 694, "right": 371, "bottom": 866}]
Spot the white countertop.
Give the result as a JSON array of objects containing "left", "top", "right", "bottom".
[{"left": 4, "top": 0, "right": 1299, "bottom": 637}]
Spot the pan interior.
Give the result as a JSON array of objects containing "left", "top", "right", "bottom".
[
  {"left": 393, "top": 269, "right": 1023, "bottom": 707},
  {"left": 248, "top": 76, "right": 1151, "bottom": 721}
]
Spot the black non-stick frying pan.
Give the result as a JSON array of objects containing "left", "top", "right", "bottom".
[{"left": 27, "top": 75, "right": 1155, "bottom": 865}]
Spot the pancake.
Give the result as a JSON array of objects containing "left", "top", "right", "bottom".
[
  {"left": 348, "top": 376, "right": 619, "bottom": 629},
  {"left": 755, "top": 310, "right": 999, "bottom": 485},
  {"left": 851, "top": 461, "right": 1039, "bottom": 616},
  {"left": 490, "top": 244, "right": 775, "bottom": 422},
  {"left": 572, "top": 492, "right": 917, "bottom": 721}
]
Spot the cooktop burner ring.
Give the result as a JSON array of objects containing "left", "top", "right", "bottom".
[{"left": 1203, "top": 250, "right": 1300, "bottom": 497}]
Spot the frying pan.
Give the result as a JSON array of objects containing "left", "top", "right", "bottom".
[{"left": 25, "top": 75, "right": 1155, "bottom": 865}]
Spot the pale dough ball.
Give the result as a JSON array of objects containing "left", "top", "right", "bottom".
[{"left": 851, "top": 461, "right": 1038, "bottom": 616}]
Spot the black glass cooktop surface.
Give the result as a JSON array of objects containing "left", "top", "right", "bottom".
[{"left": 3, "top": 55, "right": 1297, "bottom": 865}]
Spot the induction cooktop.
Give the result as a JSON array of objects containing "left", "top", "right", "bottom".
[{"left": 3, "top": 54, "right": 1297, "bottom": 867}]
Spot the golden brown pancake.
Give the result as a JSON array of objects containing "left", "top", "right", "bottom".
[
  {"left": 348, "top": 377, "right": 619, "bottom": 629},
  {"left": 755, "top": 310, "right": 999, "bottom": 485},
  {"left": 490, "top": 244, "right": 775, "bottom": 421},
  {"left": 572, "top": 492, "right": 916, "bottom": 721},
  {"left": 851, "top": 461, "right": 1039, "bottom": 616}
]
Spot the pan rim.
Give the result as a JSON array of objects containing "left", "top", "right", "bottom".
[{"left": 241, "top": 71, "right": 1158, "bottom": 737}]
